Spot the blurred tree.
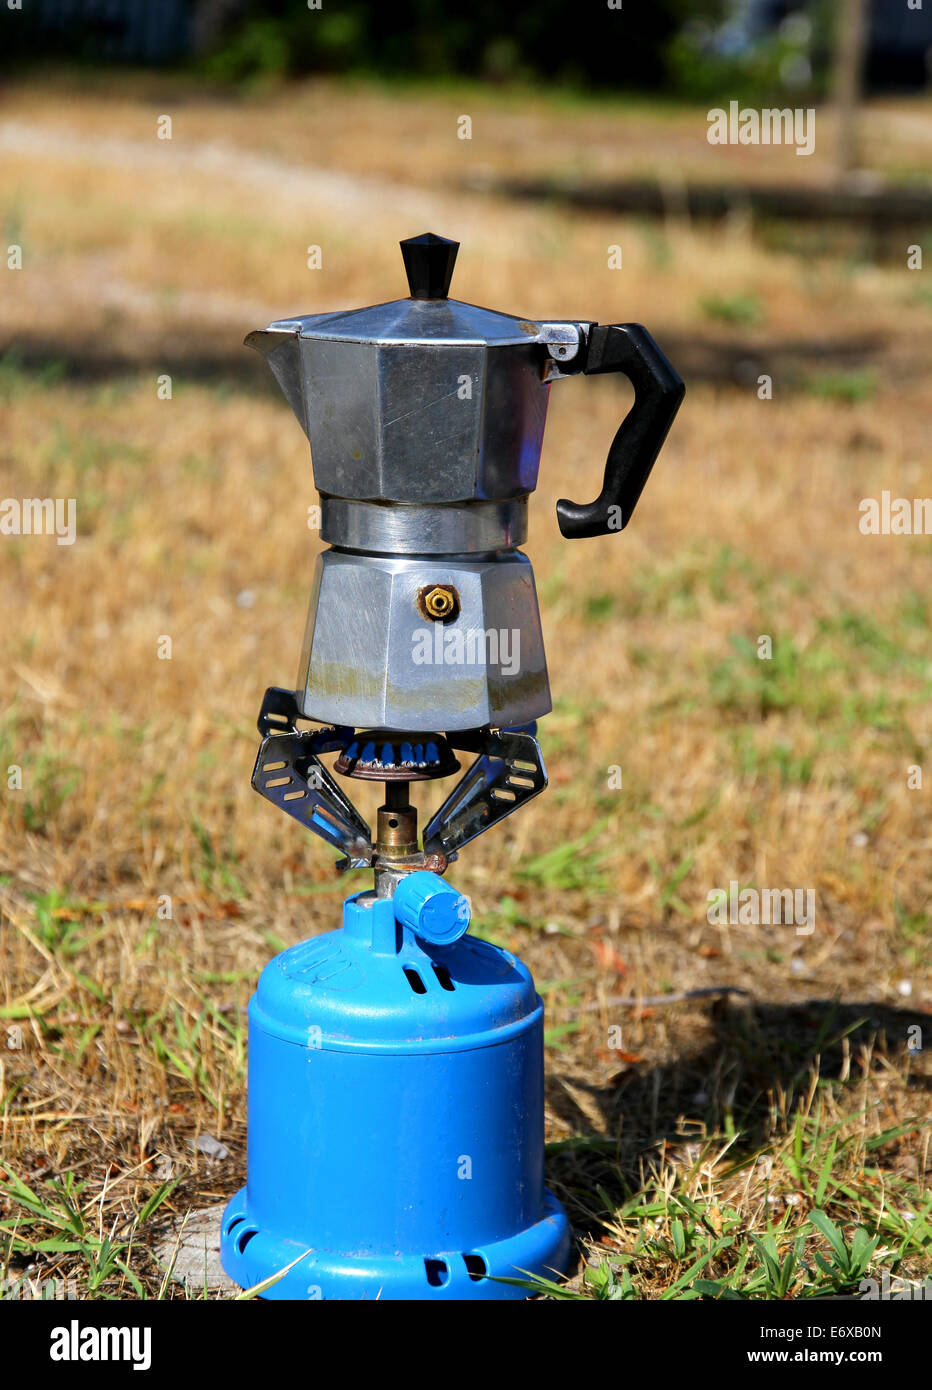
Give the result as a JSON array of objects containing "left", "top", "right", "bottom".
[
  {"left": 197, "top": 0, "right": 725, "bottom": 89},
  {"left": 833, "top": 0, "right": 869, "bottom": 179},
  {"left": 191, "top": 0, "right": 247, "bottom": 56}
]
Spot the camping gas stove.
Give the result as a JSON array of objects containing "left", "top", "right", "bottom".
[{"left": 220, "top": 233, "right": 684, "bottom": 1300}]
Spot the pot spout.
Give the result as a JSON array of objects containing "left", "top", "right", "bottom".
[{"left": 245, "top": 328, "right": 309, "bottom": 439}]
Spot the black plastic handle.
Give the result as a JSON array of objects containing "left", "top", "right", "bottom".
[{"left": 556, "top": 323, "right": 685, "bottom": 539}]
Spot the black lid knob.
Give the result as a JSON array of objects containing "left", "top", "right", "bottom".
[{"left": 400, "top": 232, "right": 459, "bottom": 300}]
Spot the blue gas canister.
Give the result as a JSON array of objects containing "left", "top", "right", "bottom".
[{"left": 221, "top": 876, "right": 571, "bottom": 1299}]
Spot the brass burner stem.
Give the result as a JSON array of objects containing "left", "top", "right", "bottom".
[
  {"left": 384, "top": 781, "right": 409, "bottom": 812},
  {"left": 376, "top": 781, "right": 418, "bottom": 859},
  {"left": 373, "top": 781, "right": 421, "bottom": 898}
]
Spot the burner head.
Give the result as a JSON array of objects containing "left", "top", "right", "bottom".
[{"left": 334, "top": 732, "right": 460, "bottom": 782}]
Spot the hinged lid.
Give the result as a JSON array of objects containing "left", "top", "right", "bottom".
[{"left": 256, "top": 231, "right": 542, "bottom": 347}]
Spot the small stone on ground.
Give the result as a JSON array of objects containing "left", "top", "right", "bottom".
[{"left": 155, "top": 1204, "right": 239, "bottom": 1295}]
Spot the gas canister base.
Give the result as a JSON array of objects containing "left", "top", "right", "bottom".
[{"left": 220, "top": 1188, "right": 571, "bottom": 1301}]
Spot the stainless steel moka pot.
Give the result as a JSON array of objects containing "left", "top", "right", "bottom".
[{"left": 247, "top": 233, "right": 683, "bottom": 883}]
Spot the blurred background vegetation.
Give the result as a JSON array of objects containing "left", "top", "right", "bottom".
[{"left": 2, "top": 0, "right": 931, "bottom": 99}]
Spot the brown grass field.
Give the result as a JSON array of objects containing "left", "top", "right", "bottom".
[{"left": 0, "top": 74, "right": 930, "bottom": 1300}]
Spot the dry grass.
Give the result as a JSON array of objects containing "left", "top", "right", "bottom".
[{"left": 0, "top": 74, "right": 930, "bottom": 1299}]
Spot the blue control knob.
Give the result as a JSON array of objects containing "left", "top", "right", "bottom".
[{"left": 393, "top": 871, "right": 470, "bottom": 946}]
